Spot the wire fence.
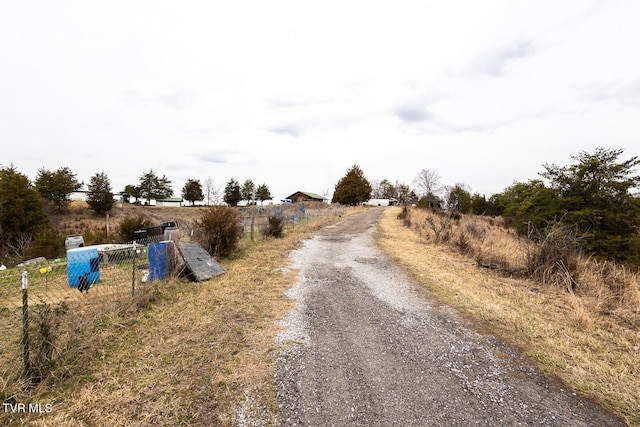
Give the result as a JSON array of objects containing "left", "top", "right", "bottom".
[
  {"left": 0, "top": 201, "right": 344, "bottom": 400},
  {"left": 0, "top": 235, "right": 165, "bottom": 394},
  {"left": 238, "top": 202, "right": 345, "bottom": 241}
]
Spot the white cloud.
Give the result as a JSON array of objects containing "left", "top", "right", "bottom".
[
  {"left": 2, "top": 0, "right": 640, "bottom": 200},
  {"left": 466, "top": 40, "right": 535, "bottom": 77}
]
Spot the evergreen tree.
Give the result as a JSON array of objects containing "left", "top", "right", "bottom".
[
  {"left": 86, "top": 171, "right": 115, "bottom": 215},
  {"left": 540, "top": 147, "right": 640, "bottom": 262},
  {"left": 182, "top": 179, "right": 204, "bottom": 206},
  {"left": 499, "top": 180, "right": 560, "bottom": 234},
  {"left": 332, "top": 165, "right": 372, "bottom": 205},
  {"left": 241, "top": 179, "right": 255, "bottom": 205},
  {"left": 0, "top": 166, "right": 46, "bottom": 250},
  {"left": 256, "top": 183, "right": 272, "bottom": 204},
  {"left": 470, "top": 193, "right": 489, "bottom": 215},
  {"left": 223, "top": 178, "right": 242, "bottom": 206},
  {"left": 34, "top": 166, "right": 82, "bottom": 211},
  {"left": 138, "top": 169, "right": 173, "bottom": 202},
  {"left": 445, "top": 184, "right": 472, "bottom": 213},
  {"left": 122, "top": 184, "right": 141, "bottom": 203}
]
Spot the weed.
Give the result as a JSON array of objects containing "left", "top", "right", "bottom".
[
  {"left": 424, "top": 213, "right": 452, "bottom": 243},
  {"left": 455, "top": 232, "right": 471, "bottom": 254},
  {"left": 29, "top": 301, "right": 68, "bottom": 382},
  {"left": 263, "top": 215, "right": 285, "bottom": 238},
  {"left": 118, "top": 214, "right": 152, "bottom": 242},
  {"left": 196, "top": 206, "right": 244, "bottom": 259}
]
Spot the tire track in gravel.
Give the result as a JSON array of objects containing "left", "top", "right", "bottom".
[{"left": 275, "top": 208, "right": 624, "bottom": 426}]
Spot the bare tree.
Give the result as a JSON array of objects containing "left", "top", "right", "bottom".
[
  {"left": 371, "top": 179, "right": 395, "bottom": 199},
  {"left": 414, "top": 169, "right": 443, "bottom": 208},
  {"left": 6, "top": 232, "right": 33, "bottom": 261},
  {"left": 392, "top": 180, "right": 413, "bottom": 206},
  {"left": 414, "top": 169, "right": 442, "bottom": 196},
  {"left": 204, "top": 177, "right": 222, "bottom": 205}
]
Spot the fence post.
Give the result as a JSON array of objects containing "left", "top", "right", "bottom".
[
  {"left": 21, "top": 271, "right": 30, "bottom": 378},
  {"left": 132, "top": 247, "right": 137, "bottom": 297}
]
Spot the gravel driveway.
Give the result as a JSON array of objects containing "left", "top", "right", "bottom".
[{"left": 275, "top": 208, "right": 623, "bottom": 426}]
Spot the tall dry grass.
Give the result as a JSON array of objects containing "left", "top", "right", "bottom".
[{"left": 407, "top": 207, "right": 640, "bottom": 324}]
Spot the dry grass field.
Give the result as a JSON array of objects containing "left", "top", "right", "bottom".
[
  {"left": 376, "top": 207, "right": 639, "bottom": 426},
  {"left": 1, "top": 205, "right": 362, "bottom": 426}
]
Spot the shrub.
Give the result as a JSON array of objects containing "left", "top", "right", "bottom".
[
  {"left": 118, "top": 215, "right": 152, "bottom": 242},
  {"left": 527, "top": 222, "right": 581, "bottom": 292},
  {"left": 455, "top": 232, "right": 471, "bottom": 254},
  {"left": 82, "top": 228, "right": 104, "bottom": 246},
  {"left": 263, "top": 215, "right": 285, "bottom": 238},
  {"left": 424, "top": 213, "right": 452, "bottom": 243},
  {"left": 197, "top": 206, "right": 243, "bottom": 258},
  {"left": 416, "top": 197, "right": 430, "bottom": 209},
  {"left": 30, "top": 302, "right": 67, "bottom": 382},
  {"left": 397, "top": 205, "right": 409, "bottom": 220},
  {"left": 397, "top": 206, "right": 412, "bottom": 227},
  {"left": 30, "top": 227, "right": 64, "bottom": 259}
]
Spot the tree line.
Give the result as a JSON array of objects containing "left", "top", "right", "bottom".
[
  {"left": 332, "top": 148, "right": 640, "bottom": 265},
  {"left": 2, "top": 147, "right": 638, "bottom": 265},
  {"left": 0, "top": 166, "right": 274, "bottom": 262}
]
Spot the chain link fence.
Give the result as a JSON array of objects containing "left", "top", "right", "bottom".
[
  {"left": 239, "top": 202, "right": 345, "bottom": 241},
  {"left": 0, "top": 235, "right": 165, "bottom": 399},
  {"left": 1, "top": 202, "right": 344, "bottom": 401}
]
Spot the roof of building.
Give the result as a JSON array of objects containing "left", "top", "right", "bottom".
[
  {"left": 288, "top": 191, "right": 327, "bottom": 200},
  {"left": 156, "top": 197, "right": 183, "bottom": 202}
]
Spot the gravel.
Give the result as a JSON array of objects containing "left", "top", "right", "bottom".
[{"left": 274, "top": 208, "right": 624, "bottom": 426}]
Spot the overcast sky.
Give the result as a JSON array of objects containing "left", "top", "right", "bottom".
[{"left": 2, "top": 1, "right": 639, "bottom": 201}]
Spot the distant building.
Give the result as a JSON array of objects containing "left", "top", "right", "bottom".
[
  {"left": 156, "top": 197, "right": 183, "bottom": 207},
  {"left": 71, "top": 190, "right": 124, "bottom": 203},
  {"left": 285, "top": 191, "right": 328, "bottom": 203},
  {"left": 69, "top": 190, "right": 89, "bottom": 202},
  {"left": 364, "top": 198, "right": 397, "bottom": 206}
]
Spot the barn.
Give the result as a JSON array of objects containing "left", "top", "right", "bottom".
[{"left": 285, "top": 191, "right": 328, "bottom": 203}]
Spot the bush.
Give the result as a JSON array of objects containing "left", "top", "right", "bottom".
[
  {"left": 263, "top": 215, "right": 285, "bottom": 238},
  {"left": 397, "top": 205, "right": 409, "bottom": 220},
  {"left": 397, "top": 206, "right": 412, "bottom": 227},
  {"left": 197, "top": 206, "right": 243, "bottom": 258},
  {"left": 30, "top": 227, "right": 64, "bottom": 259},
  {"left": 118, "top": 215, "right": 152, "bottom": 242},
  {"left": 30, "top": 302, "right": 67, "bottom": 382},
  {"left": 527, "top": 222, "right": 581, "bottom": 292}
]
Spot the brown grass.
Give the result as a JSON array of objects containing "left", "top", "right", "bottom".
[
  {"left": 377, "top": 207, "right": 640, "bottom": 426},
  {"left": 3, "top": 205, "right": 356, "bottom": 426}
]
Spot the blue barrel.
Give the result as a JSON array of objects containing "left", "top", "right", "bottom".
[
  {"left": 67, "top": 247, "right": 100, "bottom": 287},
  {"left": 149, "top": 241, "right": 171, "bottom": 282}
]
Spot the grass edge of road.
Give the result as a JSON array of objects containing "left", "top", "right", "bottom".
[
  {"left": 8, "top": 207, "right": 365, "bottom": 426},
  {"left": 375, "top": 207, "right": 637, "bottom": 427}
]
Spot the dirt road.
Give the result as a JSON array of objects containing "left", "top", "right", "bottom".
[{"left": 275, "top": 208, "right": 623, "bottom": 426}]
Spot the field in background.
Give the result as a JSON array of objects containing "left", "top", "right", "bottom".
[{"left": 377, "top": 206, "right": 639, "bottom": 426}]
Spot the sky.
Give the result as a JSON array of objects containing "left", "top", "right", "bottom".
[{"left": 2, "top": 0, "right": 640, "bottom": 202}]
